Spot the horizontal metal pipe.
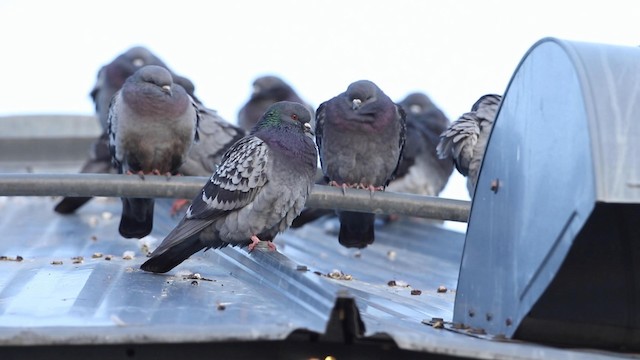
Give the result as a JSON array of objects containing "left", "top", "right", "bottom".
[{"left": 0, "top": 173, "right": 470, "bottom": 222}]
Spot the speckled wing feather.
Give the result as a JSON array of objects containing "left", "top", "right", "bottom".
[
  {"left": 437, "top": 94, "right": 501, "bottom": 196},
  {"left": 314, "top": 101, "right": 327, "bottom": 173},
  {"left": 388, "top": 104, "right": 407, "bottom": 186},
  {"left": 106, "top": 94, "right": 122, "bottom": 172},
  {"left": 436, "top": 113, "right": 480, "bottom": 177},
  {"left": 149, "top": 136, "right": 270, "bottom": 253}
]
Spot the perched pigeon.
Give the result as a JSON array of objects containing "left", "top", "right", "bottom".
[
  {"left": 387, "top": 92, "right": 453, "bottom": 196},
  {"left": 54, "top": 46, "right": 199, "bottom": 214},
  {"left": 109, "top": 65, "right": 200, "bottom": 239},
  {"left": 140, "top": 101, "right": 318, "bottom": 273},
  {"left": 237, "top": 75, "right": 313, "bottom": 131},
  {"left": 436, "top": 94, "right": 502, "bottom": 197},
  {"left": 316, "top": 80, "right": 406, "bottom": 248},
  {"left": 179, "top": 106, "right": 245, "bottom": 177}
]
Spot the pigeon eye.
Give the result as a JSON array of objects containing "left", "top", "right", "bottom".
[{"left": 291, "top": 114, "right": 299, "bottom": 121}]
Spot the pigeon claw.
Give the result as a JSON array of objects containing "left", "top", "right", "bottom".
[
  {"left": 328, "top": 180, "right": 349, "bottom": 195},
  {"left": 170, "top": 199, "right": 191, "bottom": 216},
  {"left": 247, "top": 235, "right": 277, "bottom": 252}
]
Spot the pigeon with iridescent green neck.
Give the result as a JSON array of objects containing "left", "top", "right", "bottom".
[{"left": 141, "top": 101, "right": 318, "bottom": 274}]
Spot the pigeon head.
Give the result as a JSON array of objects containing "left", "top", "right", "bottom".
[
  {"left": 345, "top": 80, "right": 380, "bottom": 111},
  {"left": 400, "top": 92, "right": 436, "bottom": 114},
  {"left": 104, "top": 46, "right": 167, "bottom": 89},
  {"left": 253, "top": 101, "right": 313, "bottom": 136},
  {"left": 471, "top": 94, "right": 502, "bottom": 121},
  {"left": 134, "top": 65, "right": 174, "bottom": 95},
  {"left": 251, "top": 75, "right": 295, "bottom": 100},
  {"left": 123, "top": 46, "right": 166, "bottom": 68}
]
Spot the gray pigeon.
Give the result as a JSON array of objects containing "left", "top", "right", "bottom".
[
  {"left": 387, "top": 92, "right": 454, "bottom": 196},
  {"left": 237, "top": 75, "right": 314, "bottom": 131},
  {"left": 436, "top": 94, "right": 502, "bottom": 197},
  {"left": 316, "top": 80, "right": 406, "bottom": 248},
  {"left": 179, "top": 106, "right": 246, "bottom": 177},
  {"left": 54, "top": 46, "right": 199, "bottom": 214},
  {"left": 108, "top": 65, "right": 200, "bottom": 239},
  {"left": 140, "top": 101, "right": 318, "bottom": 274}
]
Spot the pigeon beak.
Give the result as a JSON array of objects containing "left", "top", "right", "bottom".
[
  {"left": 409, "top": 104, "right": 422, "bottom": 114},
  {"left": 352, "top": 98, "right": 362, "bottom": 110},
  {"left": 161, "top": 85, "right": 172, "bottom": 96},
  {"left": 303, "top": 122, "right": 314, "bottom": 135}
]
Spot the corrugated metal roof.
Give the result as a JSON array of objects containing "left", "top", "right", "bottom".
[{"left": 0, "top": 117, "right": 637, "bottom": 359}]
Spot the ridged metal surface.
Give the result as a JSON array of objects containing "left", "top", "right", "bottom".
[
  {"left": 0, "top": 116, "right": 634, "bottom": 358},
  {"left": 0, "top": 194, "right": 632, "bottom": 359}
]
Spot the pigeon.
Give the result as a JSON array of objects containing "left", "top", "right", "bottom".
[
  {"left": 315, "top": 80, "right": 406, "bottom": 248},
  {"left": 237, "top": 75, "right": 314, "bottom": 131},
  {"left": 54, "top": 46, "right": 199, "bottom": 214},
  {"left": 178, "top": 106, "right": 246, "bottom": 177},
  {"left": 108, "top": 65, "right": 200, "bottom": 239},
  {"left": 436, "top": 94, "right": 502, "bottom": 197},
  {"left": 140, "top": 101, "right": 318, "bottom": 274},
  {"left": 387, "top": 92, "right": 453, "bottom": 196}
]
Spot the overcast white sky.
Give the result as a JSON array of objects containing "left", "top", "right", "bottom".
[{"left": 1, "top": 0, "right": 639, "bottom": 224}]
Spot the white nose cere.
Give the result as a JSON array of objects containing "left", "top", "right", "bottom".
[
  {"left": 133, "top": 58, "right": 144, "bottom": 67},
  {"left": 352, "top": 98, "right": 362, "bottom": 110},
  {"left": 304, "top": 123, "right": 312, "bottom": 131}
]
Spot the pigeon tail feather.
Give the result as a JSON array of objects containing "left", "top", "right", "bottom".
[
  {"left": 338, "top": 211, "right": 375, "bottom": 248},
  {"left": 119, "top": 198, "right": 154, "bottom": 239},
  {"left": 140, "top": 235, "right": 206, "bottom": 273}
]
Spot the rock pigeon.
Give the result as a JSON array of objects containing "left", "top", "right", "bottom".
[
  {"left": 387, "top": 92, "right": 453, "bottom": 196},
  {"left": 237, "top": 75, "right": 314, "bottom": 131},
  {"left": 54, "top": 46, "right": 199, "bottom": 214},
  {"left": 179, "top": 106, "right": 246, "bottom": 177},
  {"left": 315, "top": 80, "right": 406, "bottom": 248},
  {"left": 140, "top": 101, "right": 318, "bottom": 273},
  {"left": 436, "top": 94, "right": 502, "bottom": 197},
  {"left": 109, "top": 65, "right": 200, "bottom": 239}
]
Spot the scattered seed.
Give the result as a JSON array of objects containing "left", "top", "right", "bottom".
[
  {"left": 326, "top": 270, "right": 352, "bottom": 280},
  {"left": 437, "top": 285, "right": 447, "bottom": 293},
  {"left": 387, "top": 250, "right": 397, "bottom": 261},
  {"left": 451, "top": 323, "right": 469, "bottom": 330},
  {"left": 354, "top": 251, "right": 362, "bottom": 258},
  {"left": 92, "top": 253, "right": 103, "bottom": 259},
  {"left": 467, "top": 327, "right": 486, "bottom": 335},
  {"left": 296, "top": 265, "right": 308, "bottom": 271},
  {"left": 72, "top": 256, "right": 83, "bottom": 264},
  {"left": 104, "top": 255, "right": 113, "bottom": 261},
  {"left": 51, "top": 260, "right": 63, "bottom": 265},
  {"left": 433, "top": 320, "right": 444, "bottom": 329},
  {"left": 410, "top": 289, "right": 422, "bottom": 295},
  {"left": 122, "top": 251, "right": 135, "bottom": 260},
  {"left": 387, "top": 280, "right": 397, "bottom": 286},
  {"left": 0, "top": 255, "right": 23, "bottom": 262},
  {"left": 90, "top": 235, "right": 98, "bottom": 241},
  {"left": 183, "top": 273, "right": 213, "bottom": 281},
  {"left": 217, "top": 303, "right": 226, "bottom": 311},
  {"left": 191, "top": 281, "right": 198, "bottom": 286}
]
